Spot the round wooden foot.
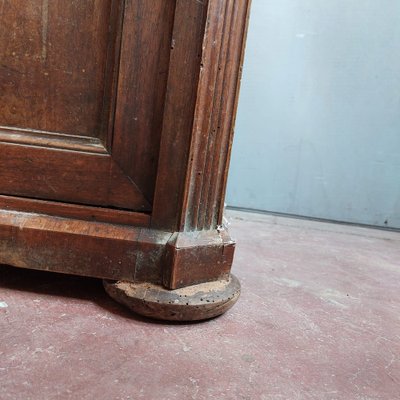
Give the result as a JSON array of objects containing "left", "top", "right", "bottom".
[{"left": 103, "top": 274, "right": 240, "bottom": 322}]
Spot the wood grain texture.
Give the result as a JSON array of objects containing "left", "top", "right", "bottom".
[
  {"left": 151, "top": 0, "right": 208, "bottom": 231},
  {"left": 0, "top": 210, "right": 170, "bottom": 283},
  {"left": 0, "top": 126, "right": 107, "bottom": 153},
  {"left": 184, "top": 0, "right": 252, "bottom": 231},
  {"left": 151, "top": 0, "right": 251, "bottom": 232},
  {"left": 0, "top": 195, "right": 150, "bottom": 227},
  {"left": 163, "top": 228, "right": 235, "bottom": 290},
  {"left": 0, "top": 0, "right": 119, "bottom": 138},
  {"left": 113, "top": 0, "right": 176, "bottom": 202},
  {"left": 0, "top": 0, "right": 154, "bottom": 211},
  {"left": 0, "top": 0, "right": 177, "bottom": 211},
  {"left": 0, "top": 142, "right": 151, "bottom": 210}
]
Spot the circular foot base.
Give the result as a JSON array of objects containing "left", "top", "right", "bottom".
[{"left": 103, "top": 275, "right": 240, "bottom": 322}]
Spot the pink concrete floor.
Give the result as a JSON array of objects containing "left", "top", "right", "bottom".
[{"left": 1, "top": 210, "right": 399, "bottom": 400}]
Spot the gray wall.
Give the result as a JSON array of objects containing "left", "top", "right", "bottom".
[{"left": 226, "top": 0, "right": 400, "bottom": 229}]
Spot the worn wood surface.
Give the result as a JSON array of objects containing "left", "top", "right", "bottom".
[
  {"left": 0, "top": 142, "right": 151, "bottom": 210},
  {"left": 0, "top": 0, "right": 116, "bottom": 137},
  {"left": 163, "top": 229, "right": 235, "bottom": 290},
  {"left": 0, "top": 0, "right": 174, "bottom": 211},
  {"left": 0, "top": 209, "right": 170, "bottom": 284},
  {"left": 104, "top": 274, "right": 241, "bottom": 321},
  {"left": 113, "top": 0, "right": 175, "bottom": 203},
  {"left": 151, "top": 0, "right": 208, "bottom": 231},
  {"left": 152, "top": 0, "right": 251, "bottom": 232},
  {"left": 0, "top": 195, "right": 150, "bottom": 227}
]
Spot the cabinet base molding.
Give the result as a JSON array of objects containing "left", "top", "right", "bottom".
[{"left": 103, "top": 274, "right": 240, "bottom": 321}]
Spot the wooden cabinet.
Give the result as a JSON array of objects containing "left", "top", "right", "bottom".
[{"left": 0, "top": 0, "right": 250, "bottom": 321}]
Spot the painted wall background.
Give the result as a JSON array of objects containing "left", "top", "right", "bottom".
[{"left": 226, "top": 0, "right": 400, "bottom": 229}]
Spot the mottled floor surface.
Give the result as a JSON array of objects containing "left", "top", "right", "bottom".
[{"left": 1, "top": 210, "right": 399, "bottom": 400}]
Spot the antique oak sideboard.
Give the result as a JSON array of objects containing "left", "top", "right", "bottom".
[{"left": 0, "top": 0, "right": 250, "bottom": 321}]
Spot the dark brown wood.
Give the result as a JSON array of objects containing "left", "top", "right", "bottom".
[
  {"left": 0, "top": 209, "right": 170, "bottom": 283},
  {"left": 0, "top": 0, "right": 175, "bottom": 211},
  {"left": 113, "top": 0, "right": 176, "bottom": 202},
  {"left": 152, "top": 0, "right": 251, "bottom": 232},
  {"left": 0, "top": 127, "right": 107, "bottom": 154},
  {"left": 151, "top": 0, "right": 208, "bottom": 232},
  {"left": 191, "top": 0, "right": 252, "bottom": 230},
  {"left": 0, "top": 142, "right": 150, "bottom": 210},
  {"left": 0, "top": 195, "right": 150, "bottom": 227},
  {"left": 151, "top": 0, "right": 251, "bottom": 290},
  {"left": 0, "top": 0, "right": 251, "bottom": 321},
  {"left": 163, "top": 229, "right": 235, "bottom": 290},
  {"left": 0, "top": 0, "right": 117, "bottom": 138}
]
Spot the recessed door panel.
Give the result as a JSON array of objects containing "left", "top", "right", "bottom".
[
  {"left": 0, "top": 0, "right": 176, "bottom": 211},
  {"left": 0, "top": 0, "right": 114, "bottom": 137}
]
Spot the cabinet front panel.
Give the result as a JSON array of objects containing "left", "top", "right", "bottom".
[
  {"left": 0, "top": 0, "right": 176, "bottom": 212},
  {"left": 0, "top": 0, "right": 116, "bottom": 138}
]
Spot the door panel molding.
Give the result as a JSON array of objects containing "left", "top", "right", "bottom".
[{"left": 0, "top": 126, "right": 107, "bottom": 154}]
